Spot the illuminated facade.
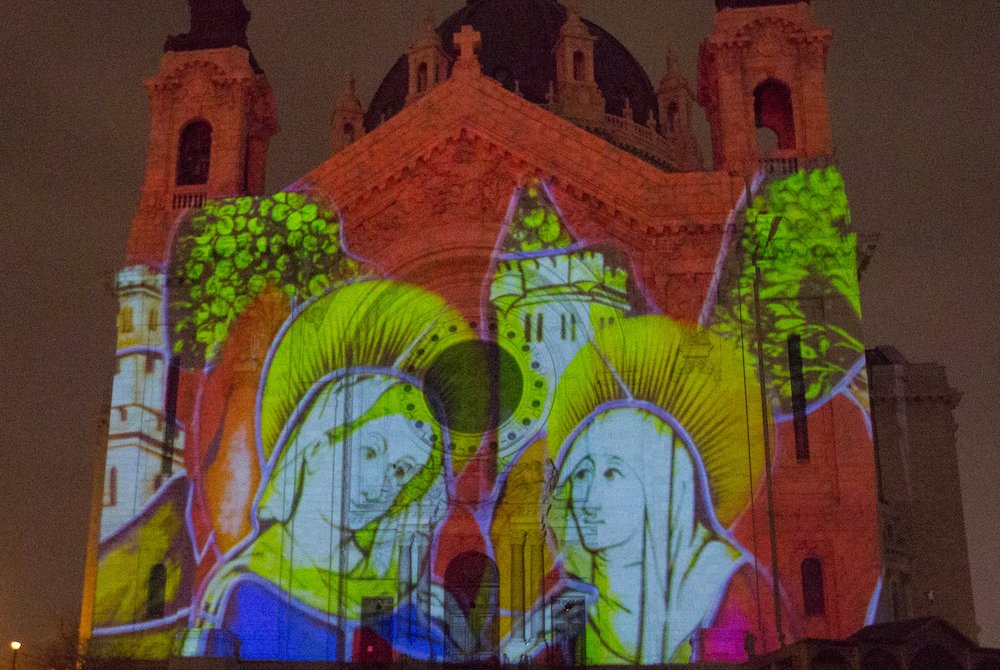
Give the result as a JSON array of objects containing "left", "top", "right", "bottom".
[{"left": 81, "top": 0, "right": 884, "bottom": 664}]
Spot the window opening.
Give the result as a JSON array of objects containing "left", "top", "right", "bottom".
[{"left": 176, "top": 120, "right": 212, "bottom": 186}]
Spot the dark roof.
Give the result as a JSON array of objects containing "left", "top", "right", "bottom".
[
  {"left": 849, "top": 618, "right": 975, "bottom": 648},
  {"left": 364, "top": 0, "right": 658, "bottom": 132},
  {"left": 164, "top": 0, "right": 262, "bottom": 73},
  {"left": 716, "top": 0, "right": 809, "bottom": 9}
]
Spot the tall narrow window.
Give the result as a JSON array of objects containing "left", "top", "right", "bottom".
[
  {"left": 148, "top": 309, "right": 158, "bottom": 332},
  {"left": 147, "top": 563, "right": 167, "bottom": 619},
  {"left": 572, "top": 51, "right": 586, "bottom": 81},
  {"left": 343, "top": 123, "right": 356, "bottom": 143},
  {"left": 104, "top": 467, "right": 118, "bottom": 507},
  {"left": 524, "top": 314, "right": 532, "bottom": 343},
  {"left": 787, "top": 334, "right": 810, "bottom": 462},
  {"left": 176, "top": 120, "right": 212, "bottom": 186},
  {"left": 801, "top": 557, "right": 825, "bottom": 616},
  {"left": 536, "top": 313, "right": 544, "bottom": 342},
  {"left": 119, "top": 307, "right": 134, "bottom": 334},
  {"left": 753, "top": 79, "right": 795, "bottom": 151},
  {"left": 417, "top": 62, "right": 429, "bottom": 93},
  {"left": 666, "top": 102, "right": 679, "bottom": 133}
]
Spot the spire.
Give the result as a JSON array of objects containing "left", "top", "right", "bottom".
[
  {"left": 165, "top": 0, "right": 260, "bottom": 70},
  {"left": 560, "top": 1, "right": 590, "bottom": 39},
  {"left": 659, "top": 48, "right": 686, "bottom": 91}
]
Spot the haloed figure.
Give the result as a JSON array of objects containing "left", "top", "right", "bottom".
[
  {"left": 506, "top": 316, "right": 768, "bottom": 664},
  {"left": 193, "top": 281, "right": 473, "bottom": 661}
]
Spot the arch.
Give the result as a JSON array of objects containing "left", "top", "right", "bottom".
[
  {"left": 573, "top": 50, "right": 586, "bottom": 81},
  {"left": 417, "top": 61, "right": 429, "bottom": 93},
  {"left": 176, "top": 119, "right": 212, "bottom": 186},
  {"left": 801, "top": 556, "right": 825, "bottom": 616},
  {"left": 861, "top": 648, "right": 902, "bottom": 670},
  {"left": 147, "top": 563, "right": 167, "bottom": 619},
  {"left": 666, "top": 101, "right": 680, "bottom": 133},
  {"left": 753, "top": 79, "right": 795, "bottom": 151},
  {"left": 812, "top": 649, "right": 851, "bottom": 670},
  {"left": 911, "top": 644, "right": 962, "bottom": 670},
  {"left": 443, "top": 551, "right": 500, "bottom": 661}
]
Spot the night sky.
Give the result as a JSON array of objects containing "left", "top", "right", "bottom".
[{"left": 2, "top": 0, "right": 998, "bottom": 658}]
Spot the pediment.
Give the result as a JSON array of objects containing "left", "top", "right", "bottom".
[{"left": 306, "top": 70, "right": 740, "bottom": 235}]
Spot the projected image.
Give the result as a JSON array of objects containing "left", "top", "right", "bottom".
[{"left": 91, "top": 168, "right": 879, "bottom": 664}]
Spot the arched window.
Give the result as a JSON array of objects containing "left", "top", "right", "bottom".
[
  {"left": 801, "top": 557, "right": 825, "bottom": 615},
  {"left": 176, "top": 120, "right": 212, "bottom": 186},
  {"left": 417, "top": 62, "right": 429, "bottom": 93},
  {"left": 573, "top": 51, "right": 586, "bottom": 81},
  {"left": 666, "top": 101, "right": 679, "bottom": 133},
  {"left": 753, "top": 79, "right": 795, "bottom": 151},
  {"left": 118, "top": 306, "right": 134, "bottom": 334},
  {"left": 911, "top": 645, "right": 962, "bottom": 670},
  {"left": 861, "top": 648, "right": 901, "bottom": 670},
  {"left": 104, "top": 467, "right": 117, "bottom": 507},
  {"left": 343, "top": 123, "right": 355, "bottom": 143},
  {"left": 148, "top": 309, "right": 158, "bottom": 332},
  {"left": 147, "top": 563, "right": 167, "bottom": 619}
]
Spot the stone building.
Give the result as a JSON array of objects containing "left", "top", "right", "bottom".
[
  {"left": 867, "top": 347, "right": 979, "bottom": 641},
  {"left": 79, "top": 0, "right": 918, "bottom": 666}
]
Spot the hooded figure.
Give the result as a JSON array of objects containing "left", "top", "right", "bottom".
[
  {"left": 506, "top": 315, "right": 767, "bottom": 664},
  {"left": 192, "top": 280, "right": 474, "bottom": 660}
]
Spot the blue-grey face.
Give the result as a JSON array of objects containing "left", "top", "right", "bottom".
[{"left": 566, "top": 412, "right": 645, "bottom": 553}]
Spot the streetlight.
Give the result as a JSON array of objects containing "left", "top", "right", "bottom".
[{"left": 9, "top": 641, "right": 21, "bottom": 670}]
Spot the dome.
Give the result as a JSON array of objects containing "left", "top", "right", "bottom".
[{"left": 364, "top": 0, "right": 659, "bottom": 132}]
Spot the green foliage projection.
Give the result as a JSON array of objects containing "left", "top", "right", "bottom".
[
  {"left": 504, "top": 183, "right": 573, "bottom": 253},
  {"left": 170, "top": 192, "right": 360, "bottom": 365},
  {"left": 711, "top": 167, "right": 863, "bottom": 411}
]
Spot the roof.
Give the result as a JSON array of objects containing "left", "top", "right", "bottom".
[
  {"left": 164, "top": 0, "right": 262, "bottom": 73},
  {"left": 364, "top": 0, "right": 658, "bottom": 133}
]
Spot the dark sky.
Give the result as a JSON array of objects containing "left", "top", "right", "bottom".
[{"left": 2, "top": 0, "right": 998, "bottom": 658}]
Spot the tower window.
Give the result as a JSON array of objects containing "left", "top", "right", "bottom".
[
  {"left": 343, "top": 123, "right": 355, "bottom": 143},
  {"left": 666, "top": 102, "right": 679, "bottom": 133},
  {"left": 118, "top": 307, "right": 134, "bottom": 334},
  {"left": 176, "top": 119, "right": 212, "bottom": 186},
  {"left": 753, "top": 79, "right": 795, "bottom": 152},
  {"left": 104, "top": 467, "right": 117, "bottom": 507},
  {"left": 787, "top": 334, "right": 810, "bottom": 462},
  {"left": 147, "top": 563, "right": 167, "bottom": 619},
  {"left": 801, "top": 557, "right": 825, "bottom": 616},
  {"left": 573, "top": 51, "right": 586, "bottom": 81},
  {"left": 148, "top": 309, "right": 158, "bottom": 332},
  {"left": 417, "top": 62, "right": 429, "bottom": 93}
]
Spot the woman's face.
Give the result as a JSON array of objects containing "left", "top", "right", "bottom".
[
  {"left": 566, "top": 414, "right": 644, "bottom": 553},
  {"left": 347, "top": 414, "right": 431, "bottom": 529}
]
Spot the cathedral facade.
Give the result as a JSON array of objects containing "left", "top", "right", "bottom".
[{"left": 80, "top": 0, "right": 883, "bottom": 665}]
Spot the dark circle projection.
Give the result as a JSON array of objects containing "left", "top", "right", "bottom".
[{"left": 423, "top": 340, "right": 523, "bottom": 434}]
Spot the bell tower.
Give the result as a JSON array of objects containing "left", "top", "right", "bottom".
[
  {"left": 697, "top": 0, "right": 833, "bottom": 176},
  {"left": 129, "top": 0, "right": 278, "bottom": 264}
]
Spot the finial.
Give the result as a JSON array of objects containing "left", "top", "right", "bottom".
[
  {"left": 646, "top": 108, "right": 657, "bottom": 129},
  {"left": 514, "top": 79, "right": 522, "bottom": 96},
  {"left": 411, "top": 8, "right": 441, "bottom": 48},
  {"left": 560, "top": 0, "right": 590, "bottom": 37},
  {"left": 452, "top": 24, "right": 482, "bottom": 75},
  {"left": 546, "top": 81, "right": 556, "bottom": 104},
  {"left": 622, "top": 96, "right": 634, "bottom": 122}
]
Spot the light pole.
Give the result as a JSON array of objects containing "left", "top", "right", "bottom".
[
  {"left": 9, "top": 641, "right": 21, "bottom": 670},
  {"left": 751, "top": 214, "right": 786, "bottom": 648}
]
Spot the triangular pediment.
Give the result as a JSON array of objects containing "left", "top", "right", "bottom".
[{"left": 306, "top": 71, "right": 740, "bottom": 231}]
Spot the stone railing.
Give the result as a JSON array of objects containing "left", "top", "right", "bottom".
[
  {"left": 602, "top": 113, "right": 676, "bottom": 168},
  {"left": 172, "top": 189, "right": 207, "bottom": 210}
]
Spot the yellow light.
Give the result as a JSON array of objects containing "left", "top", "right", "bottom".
[{"left": 8, "top": 642, "right": 20, "bottom": 651}]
